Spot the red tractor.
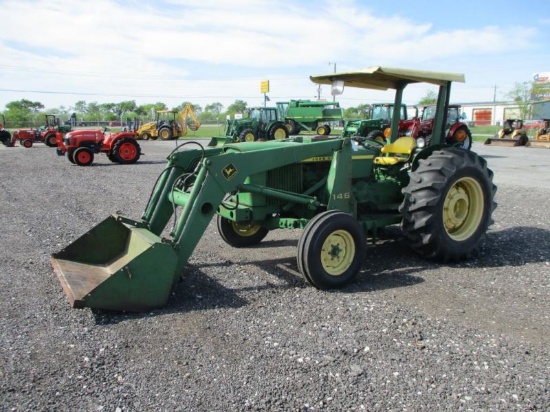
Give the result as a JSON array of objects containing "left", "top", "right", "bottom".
[
  {"left": 407, "top": 104, "right": 472, "bottom": 150},
  {"left": 10, "top": 115, "right": 71, "bottom": 148},
  {"left": 56, "top": 127, "right": 141, "bottom": 166}
]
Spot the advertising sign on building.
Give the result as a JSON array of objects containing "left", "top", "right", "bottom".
[{"left": 533, "top": 73, "right": 550, "bottom": 84}]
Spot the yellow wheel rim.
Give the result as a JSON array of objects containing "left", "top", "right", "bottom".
[
  {"left": 160, "top": 130, "right": 170, "bottom": 139},
  {"left": 443, "top": 177, "right": 484, "bottom": 241},
  {"left": 231, "top": 221, "right": 261, "bottom": 237},
  {"left": 320, "top": 230, "right": 355, "bottom": 276},
  {"left": 244, "top": 132, "right": 255, "bottom": 142},
  {"left": 273, "top": 128, "right": 286, "bottom": 140}
]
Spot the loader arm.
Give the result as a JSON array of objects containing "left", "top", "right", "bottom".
[
  {"left": 51, "top": 138, "right": 354, "bottom": 311},
  {"left": 144, "top": 138, "right": 353, "bottom": 276}
]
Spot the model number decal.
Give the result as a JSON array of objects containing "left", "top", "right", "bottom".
[{"left": 332, "top": 192, "right": 351, "bottom": 200}]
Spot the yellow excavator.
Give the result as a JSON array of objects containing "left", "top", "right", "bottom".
[
  {"left": 136, "top": 104, "right": 201, "bottom": 140},
  {"left": 527, "top": 119, "right": 550, "bottom": 148}
]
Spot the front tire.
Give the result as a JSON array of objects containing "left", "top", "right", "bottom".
[
  {"left": 44, "top": 134, "right": 57, "bottom": 147},
  {"left": 73, "top": 147, "right": 94, "bottom": 166},
  {"left": 67, "top": 149, "right": 76, "bottom": 164},
  {"left": 239, "top": 128, "right": 256, "bottom": 142},
  {"left": 217, "top": 216, "right": 269, "bottom": 247},
  {"left": 158, "top": 127, "right": 172, "bottom": 140},
  {"left": 297, "top": 211, "right": 366, "bottom": 289},
  {"left": 21, "top": 139, "right": 33, "bottom": 148},
  {"left": 400, "top": 148, "right": 497, "bottom": 262}
]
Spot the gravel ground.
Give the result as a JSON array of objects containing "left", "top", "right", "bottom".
[{"left": 0, "top": 140, "right": 549, "bottom": 411}]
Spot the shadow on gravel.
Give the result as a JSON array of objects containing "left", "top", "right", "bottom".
[
  {"left": 475, "top": 226, "right": 550, "bottom": 267},
  {"left": 90, "top": 226, "right": 548, "bottom": 324},
  {"left": 91, "top": 267, "right": 249, "bottom": 325}
]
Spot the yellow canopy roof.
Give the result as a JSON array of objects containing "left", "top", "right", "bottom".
[{"left": 310, "top": 66, "right": 465, "bottom": 90}]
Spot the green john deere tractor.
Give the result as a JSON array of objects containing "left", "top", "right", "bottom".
[
  {"left": 342, "top": 103, "right": 410, "bottom": 142},
  {"left": 52, "top": 66, "right": 497, "bottom": 312},
  {"left": 224, "top": 106, "right": 289, "bottom": 142}
]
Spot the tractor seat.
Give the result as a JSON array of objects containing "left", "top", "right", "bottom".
[{"left": 374, "top": 136, "right": 417, "bottom": 166}]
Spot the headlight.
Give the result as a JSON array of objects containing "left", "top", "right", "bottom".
[{"left": 416, "top": 137, "right": 426, "bottom": 148}]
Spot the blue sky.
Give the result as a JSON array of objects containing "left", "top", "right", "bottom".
[{"left": 1, "top": 0, "right": 549, "bottom": 112}]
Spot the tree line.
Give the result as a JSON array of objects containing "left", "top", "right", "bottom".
[{"left": 1, "top": 80, "right": 544, "bottom": 128}]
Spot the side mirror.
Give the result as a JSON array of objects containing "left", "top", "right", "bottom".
[
  {"left": 331, "top": 80, "right": 345, "bottom": 96},
  {"left": 460, "top": 112, "right": 467, "bottom": 120}
]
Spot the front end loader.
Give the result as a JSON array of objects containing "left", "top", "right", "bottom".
[
  {"left": 52, "top": 66, "right": 497, "bottom": 312},
  {"left": 526, "top": 119, "right": 550, "bottom": 148},
  {"left": 484, "top": 119, "right": 529, "bottom": 147}
]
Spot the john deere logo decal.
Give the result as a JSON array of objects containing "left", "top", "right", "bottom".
[{"left": 223, "top": 164, "right": 238, "bottom": 180}]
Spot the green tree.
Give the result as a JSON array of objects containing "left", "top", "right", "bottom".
[
  {"left": 4, "top": 99, "right": 45, "bottom": 127},
  {"left": 202, "top": 102, "right": 224, "bottom": 123},
  {"left": 226, "top": 100, "right": 248, "bottom": 117},
  {"left": 507, "top": 82, "right": 531, "bottom": 119},
  {"left": 137, "top": 102, "right": 168, "bottom": 120},
  {"left": 418, "top": 90, "right": 437, "bottom": 105},
  {"left": 343, "top": 104, "right": 370, "bottom": 119}
]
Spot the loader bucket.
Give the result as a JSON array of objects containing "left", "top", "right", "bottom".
[
  {"left": 484, "top": 137, "right": 527, "bottom": 147},
  {"left": 527, "top": 140, "right": 550, "bottom": 149},
  {"left": 51, "top": 215, "right": 179, "bottom": 312}
]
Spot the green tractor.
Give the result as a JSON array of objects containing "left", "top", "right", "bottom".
[
  {"left": 52, "top": 66, "right": 497, "bottom": 312},
  {"left": 342, "top": 103, "right": 411, "bottom": 142},
  {"left": 224, "top": 106, "right": 289, "bottom": 142}
]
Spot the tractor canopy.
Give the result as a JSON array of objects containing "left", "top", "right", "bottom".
[{"left": 311, "top": 66, "right": 465, "bottom": 144}]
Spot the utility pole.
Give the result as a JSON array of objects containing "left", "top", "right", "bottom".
[
  {"left": 329, "top": 62, "right": 337, "bottom": 101},
  {"left": 493, "top": 85, "right": 497, "bottom": 102}
]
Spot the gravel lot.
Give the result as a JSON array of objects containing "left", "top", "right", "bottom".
[{"left": 1, "top": 139, "right": 549, "bottom": 411}]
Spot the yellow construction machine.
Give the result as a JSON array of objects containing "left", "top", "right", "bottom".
[
  {"left": 136, "top": 104, "right": 201, "bottom": 140},
  {"left": 527, "top": 119, "right": 550, "bottom": 148},
  {"left": 484, "top": 119, "right": 529, "bottom": 147}
]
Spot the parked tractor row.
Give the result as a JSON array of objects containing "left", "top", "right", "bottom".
[{"left": 1, "top": 115, "right": 71, "bottom": 148}]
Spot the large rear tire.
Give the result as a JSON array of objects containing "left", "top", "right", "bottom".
[
  {"left": 400, "top": 148, "right": 496, "bottom": 262},
  {"left": 297, "top": 211, "right": 366, "bottom": 289},
  {"left": 113, "top": 138, "right": 141, "bottom": 164},
  {"left": 286, "top": 119, "right": 298, "bottom": 135},
  {"left": 269, "top": 124, "right": 289, "bottom": 140},
  {"left": 217, "top": 216, "right": 269, "bottom": 247},
  {"left": 0, "top": 130, "right": 11, "bottom": 146}
]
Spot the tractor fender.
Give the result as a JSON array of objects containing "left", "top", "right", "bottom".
[
  {"left": 411, "top": 144, "right": 448, "bottom": 171},
  {"left": 447, "top": 122, "right": 466, "bottom": 138}
]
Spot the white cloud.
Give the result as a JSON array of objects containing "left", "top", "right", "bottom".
[{"left": 0, "top": 0, "right": 543, "bottom": 110}]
